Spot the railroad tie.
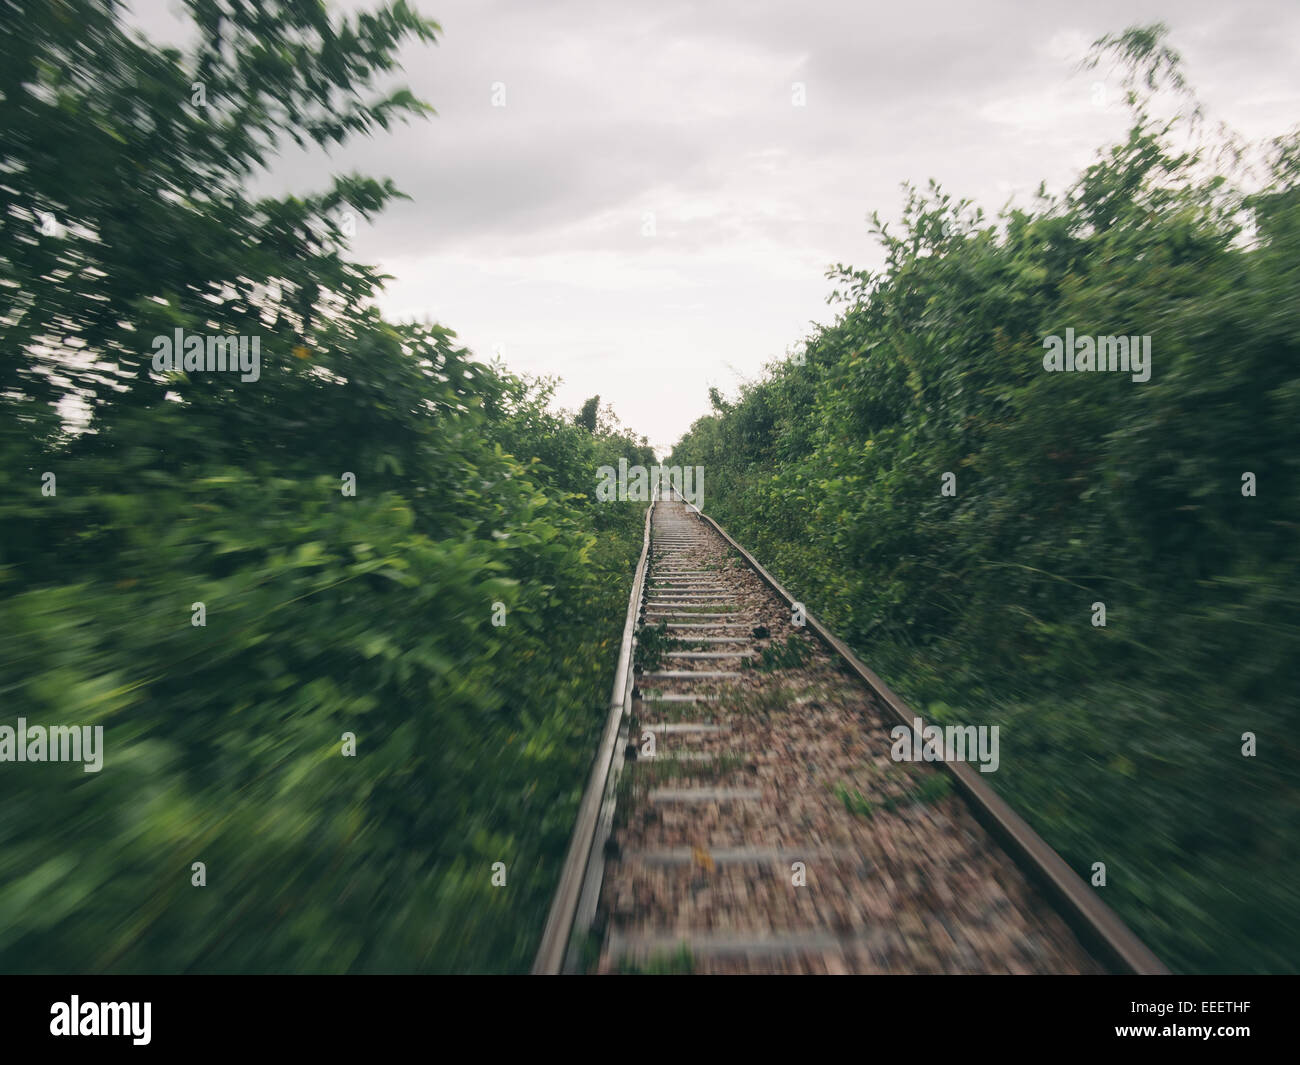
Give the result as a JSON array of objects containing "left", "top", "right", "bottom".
[
  {"left": 647, "top": 787, "right": 762, "bottom": 803},
  {"left": 606, "top": 931, "right": 892, "bottom": 963},
  {"left": 636, "top": 670, "right": 745, "bottom": 680},
  {"left": 537, "top": 491, "right": 1157, "bottom": 977},
  {"left": 637, "top": 723, "right": 729, "bottom": 733}
]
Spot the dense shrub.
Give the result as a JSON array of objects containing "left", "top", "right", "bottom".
[
  {"left": 670, "top": 28, "right": 1300, "bottom": 973},
  {"left": 0, "top": 0, "right": 650, "bottom": 972}
]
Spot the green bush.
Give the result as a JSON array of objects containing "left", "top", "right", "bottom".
[
  {"left": 670, "top": 27, "right": 1300, "bottom": 973},
  {"left": 0, "top": 0, "right": 652, "bottom": 972}
]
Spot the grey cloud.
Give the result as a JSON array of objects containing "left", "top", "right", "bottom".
[{"left": 121, "top": 0, "right": 1298, "bottom": 450}]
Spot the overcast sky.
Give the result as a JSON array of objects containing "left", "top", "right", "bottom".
[{"left": 130, "top": 0, "right": 1299, "bottom": 453}]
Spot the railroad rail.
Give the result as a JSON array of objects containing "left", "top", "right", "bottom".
[{"left": 533, "top": 485, "right": 1167, "bottom": 974}]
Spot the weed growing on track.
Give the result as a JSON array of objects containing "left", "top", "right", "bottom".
[
  {"left": 833, "top": 772, "right": 953, "bottom": 818},
  {"left": 625, "top": 754, "right": 745, "bottom": 783},
  {"left": 747, "top": 634, "right": 815, "bottom": 672},
  {"left": 634, "top": 622, "right": 680, "bottom": 672},
  {"left": 618, "top": 943, "right": 695, "bottom": 975}
]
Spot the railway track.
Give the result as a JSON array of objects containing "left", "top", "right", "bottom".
[{"left": 534, "top": 487, "right": 1166, "bottom": 974}]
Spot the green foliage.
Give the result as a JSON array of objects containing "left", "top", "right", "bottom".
[
  {"left": 0, "top": 1, "right": 650, "bottom": 973},
  {"left": 576, "top": 395, "right": 601, "bottom": 432},
  {"left": 671, "top": 26, "right": 1300, "bottom": 973},
  {"left": 833, "top": 772, "right": 952, "bottom": 819},
  {"left": 746, "top": 634, "right": 814, "bottom": 672},
  {"left": 634, "top": 622, "right": 678, "bottom": 673},
  {"left": 1, "top": 0, "right": 438, "bottom": 423},
  {"left": 833, "top": 783, "right": 877, "bottom": 819},
  {"left": 618, "top": 943, "right": 694, "bottom": 975}
]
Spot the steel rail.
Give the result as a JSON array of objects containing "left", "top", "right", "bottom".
[
  {"left": 678, "top": 488, "right": 1168, "bottom": 975},
  {"left": 537, "top": 484, "right": 1167, "bottom": 974},
  {"left": 531, "top": 493, "right": 657, "bottom": 974}
]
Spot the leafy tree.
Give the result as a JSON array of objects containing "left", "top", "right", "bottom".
[
  {"left": 0, "top": 0, "right": 651, "bottom": 973},
  {"left": 576, "top": 394, "right": 601, "bottom": 431},
  {"left": 671, "top": 25, "right": 1300, "bottom": 973}
]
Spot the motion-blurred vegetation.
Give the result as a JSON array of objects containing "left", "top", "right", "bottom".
[
  {"left": 0, "top": 0, "right": 653, "bottom": 971},
  {"left": 670, "top": 26, "right": 1299, "bottom": 973}
]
